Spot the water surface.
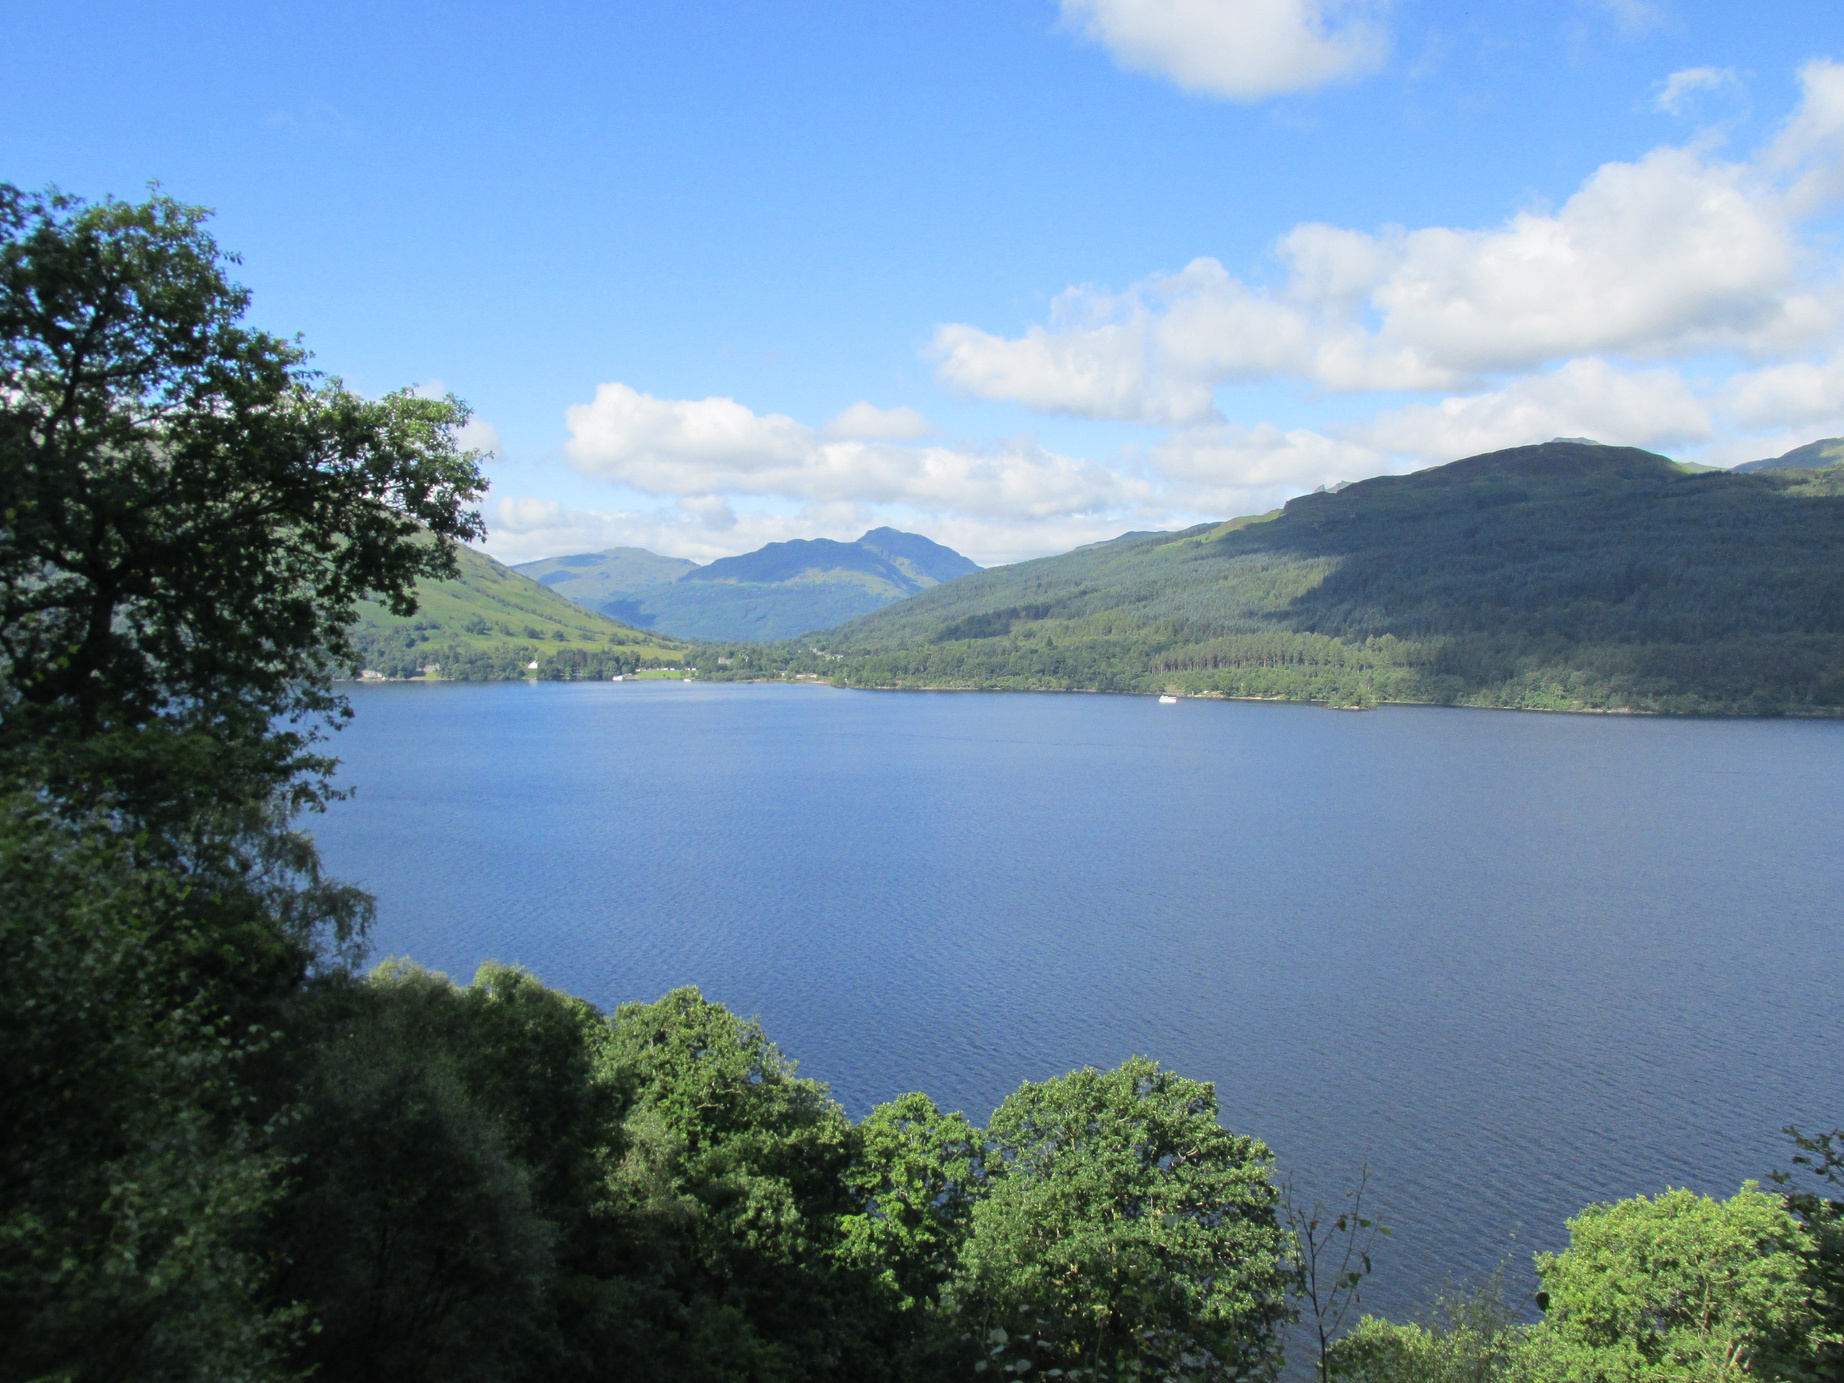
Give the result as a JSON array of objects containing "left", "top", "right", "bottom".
[{"left": 312, "top": 681, "right": 1844, "bottom": 1320}]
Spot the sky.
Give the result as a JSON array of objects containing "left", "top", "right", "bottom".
[{"left": 8, "top": 0, "right": 1844, "bottom": 566}]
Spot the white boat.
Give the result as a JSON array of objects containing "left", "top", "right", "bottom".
[{"left": 1158, "top": 694, "right": 1179, "bottom": 704}]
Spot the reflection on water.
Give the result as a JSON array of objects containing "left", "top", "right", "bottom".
[{"left": 312, "top": 680, "right": 1844, "bottom": 1320}]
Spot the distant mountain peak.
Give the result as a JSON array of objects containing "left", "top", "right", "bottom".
[
  {"left": 515, "top": 528, "right": 979, "bottom": 642},
  {"left": 1550, "top": 436, "right": 1606, "bottom": 446}
]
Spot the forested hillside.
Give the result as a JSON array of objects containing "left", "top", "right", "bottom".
[
  {"left": 348, "top": 544, "right": 689, "bottom": 680},
  {"left": 698, "top": 442, "right": 1844, "bottom": 716},
  {"left": 1733, "top": 435, "right": 1844, "bottom": 472}
]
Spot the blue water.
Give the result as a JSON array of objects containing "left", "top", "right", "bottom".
[{"left": 311, "top": 680, "right": 1844, "bottom": 1321}]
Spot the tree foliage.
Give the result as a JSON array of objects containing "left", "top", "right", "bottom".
[
  {"left": 959, "top": 1057, "right": 1291, "bottom": 1381},
  {"left": 1775, "top": 1128, "right": 1844, "bottom": 1382},
  {"left": 1528, "top": 1186, "right": 1818, "bottom": 1382},
  {"left": 0, "top": 800, "right": 292, "bottom": 1383},
  {"left": 0, "top": 183, "right": 487, "bottom": 824}
]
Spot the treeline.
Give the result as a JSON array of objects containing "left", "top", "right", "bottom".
[
  {"left": 11, "top": 813, "right": 1843, "bottom": 1383},
  {"left": 6, "top": 187, "right": 1842, "bottom": 1383},
  {"left": 8, "top": 916, "right": 1296, "bottom": 1381},
  {"left": 699, "top": 446, "right": 1844, "bottom": 715},
  {"left": 348, "top": 624, "right": 655, "bottom": 681}
]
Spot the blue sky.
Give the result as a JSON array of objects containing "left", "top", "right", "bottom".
[{"left": 9, "top": 0, "right": 1844, "bottom": 564}]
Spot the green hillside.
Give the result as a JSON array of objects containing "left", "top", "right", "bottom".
[
  {"left": 514, "top": 527, "right": 981, "bottom": 641},
  {"left": 511, "top": 546, "right": 698, "bottom": 611},
  {"left": 694, "top": 441, "right": 1844, "bottom": 715},
  {"left": 1733, "top": 434, "right": 1844, "bottom": 472},
  {"left": 348, "top": 544, "right": 690, "bottom": 680}
]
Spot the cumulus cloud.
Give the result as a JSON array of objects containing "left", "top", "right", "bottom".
[
  {"left": 1721, "top": 352, "right": 1844, "bottom": 427},
  {"left": 933, "top": 61, "right": 1844, "bottom": 422},
  {"left": 1148, "top": 422, "right": 1382, "bottom": 514},
  {"left": 1355, "top": 358, "right": 1713, "bottom": 460},
  {"left": 822, "top": 401, "right": 932, "bottom": 440},
  {"left": 1136, "top": 360, "right": 1715, "bottom": 511},
  {"left": 456, "top": 416, "right": 505, "bottom": 461},
  {"left": 1763, "top": 57, "right": 1844, "bottom": 215},
  {"left": 1652, "top": 66, "right": 1737, "bottom": 115},
  {"left": 1058, "top": 0, "right": 1388, "bottom": 101},
  {"left": 482, "top": 496, "right": 868, "bottom": 566},
  {"left": 562, "top": 382, "right": 1150, "bottom": 520}
]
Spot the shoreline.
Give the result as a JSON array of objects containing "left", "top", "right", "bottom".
[{"left": 339, "top": 675, "right": 1844, "bottom": 721}]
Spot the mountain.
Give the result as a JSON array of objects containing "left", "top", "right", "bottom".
[
  {"left": 349, "top": 544, "right": 689, "bottom": 679},
  {"left": 513, "top": 527, "right": 980, "bottom": 642},
  {"left": 695, "top": 441, "right": 1844, "bottom": 716},
  {"left": 511, "top": 547, "right": 699, "bottom": 609},
  {"left": 1732, "top": 436, "right": 1844, "bottom": 472}
]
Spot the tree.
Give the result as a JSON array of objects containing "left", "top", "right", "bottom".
[
  {"left": 0, "top": 799, "right": 293, "bottom": 1383},
  {"left": 1325, "top": 1269, "right": 1528, "bottom": 1383},
  {"left": 1283, "top": 1164, "right": 1390, "bottom": 1383},
  {"left": 603, "top": 987, "right": 862, "bottom": 1378},
  {"left": 0, "top": 183, "right": 486, "bottom": 1382},
  {"left": 1529, "top": 1185, "right": 1819, "bottom": 1382},
  {"left": 268, "top": 963, "right": 559, "bottom": 1383},
  {"left": 958, "top": 1056, "right": 1292, "bottom": 1382},
  {"left": 839, "top": 1091, "right": 988, "bottom": 1315},
  {"left": 1773, "top": 1127, "right": 1844, "bottom": 1383},
  {"left": 0, "top": 183, "right": 487, "bottom": 827}
]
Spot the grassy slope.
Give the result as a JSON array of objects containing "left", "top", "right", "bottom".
[
  {"left": 349, "top": 545, "right": 689, "bottom": 678},
  {"left": 693, "top": 443, "right": 1844, "bottom": 715}
]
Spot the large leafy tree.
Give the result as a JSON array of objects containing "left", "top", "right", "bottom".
[
  {"left": 0, "top": 801, "right": 293, "bottom": 1383},
  {"left": 1528, "top": 1185, "right": 1819, "bottom": 1383},
  {"left": 839, "top": 1091, "right": 988, "bottom": 1315},
  {"left": 959, "top": 1056, "right": 1291, "bottom": 1382},
  {"left": 603, "top": 987, "right": 865, "bottom": 1379},
  {"left": 0, "top": 185, "right": 487, "bottom": 1383},
  {"left": 1775, "top": 1127, "right": 1844, "bottom": 1383},
  {"left": 0, "top": 183, "right": 486, "bottom": 826},
  {"left": 268, "top": 963, "right": 616, "bottom": 1383}
]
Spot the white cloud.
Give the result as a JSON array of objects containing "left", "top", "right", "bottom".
[
  {"left": 1763, "top": 57, "right": 1844, "bottom": 216},
  {"left": 505, "top": 63, "right": 1844, "bottom": 572},
  {"left": 822, "top": 401, "right": 933, "bottom": 440},
  {"left": 1058, "top": 0, "right": 1388, "bottom": 101},
  {"left": 1652, "top": 66, "right": 1737, "bottom": 116},
  {"left": 482, "top": 496, "right": 862, "bottom": 566},
  {"left": 1148, "top": 422, "right": 1383, "bottom": 514},
  {"left": 1722, "top": 353, "right": 1844, "bottom": 427},
  {"left": 1140, "top": 360, "right": 1713, "bottom": 510},
  {"left": 456, "top": 416, "right": 505, "bottom": 461},
  {"left": 562, "top": 382, "right": 1150, "bottom": 520},
  {"left": 1355, "top": 358, "right": 1713, "bottom": 460},
  {"left": 563, "top": 382, "right": 812, "bottom": 477},
  {"left": 932, "top": 61, "right": 1844, "bottom": 420}
]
